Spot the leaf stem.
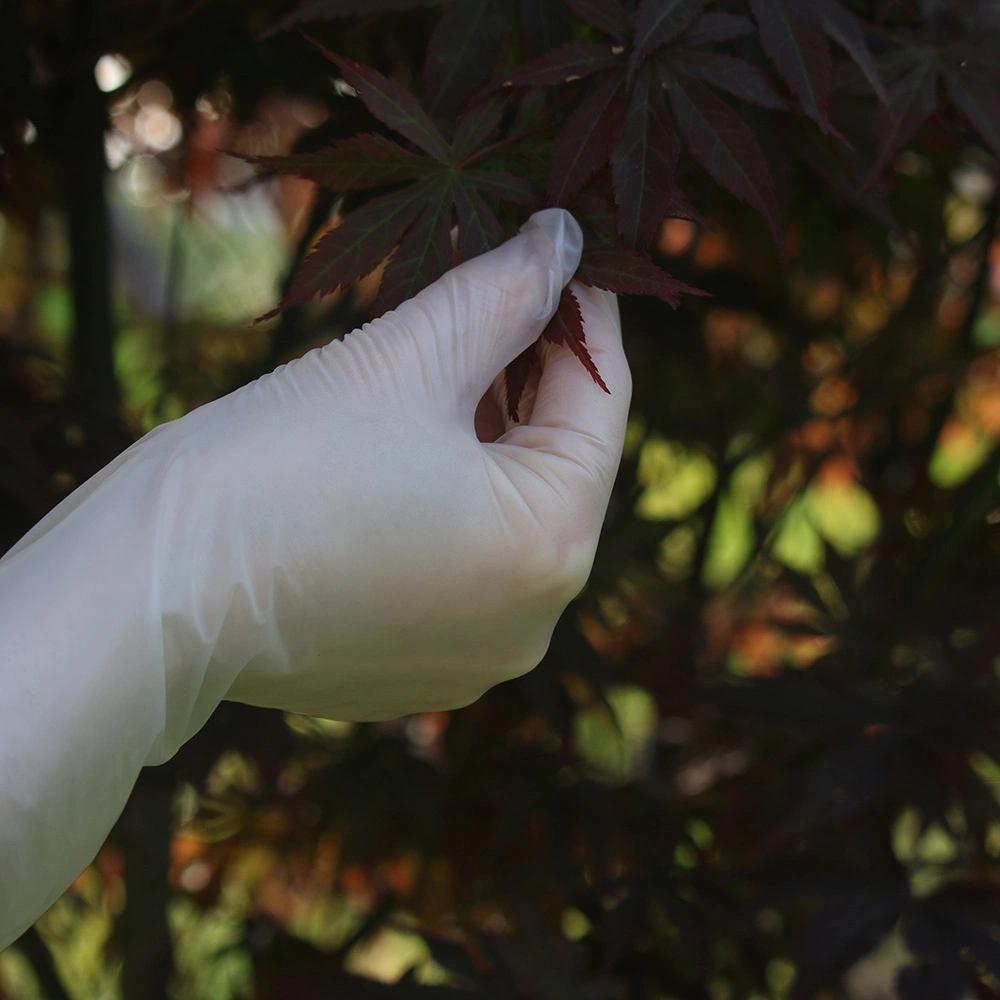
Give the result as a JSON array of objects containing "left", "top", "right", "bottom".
[{"left": 456, "top": 125, "right": 550, "bottom": 170}]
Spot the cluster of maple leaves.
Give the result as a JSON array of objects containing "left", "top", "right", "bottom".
[{"left": 250, "top": 0, "right": 1000, "bottom": 417}]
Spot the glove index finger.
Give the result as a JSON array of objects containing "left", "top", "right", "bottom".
[
  {"left": 389, "top": 209, "right": 582, "bottom": 417},
  {"left": 468, "top": 208, "right": 583, "bottom": 397},
  {"left": 516, "top": 209, "right": 584, "bottom": 321}
]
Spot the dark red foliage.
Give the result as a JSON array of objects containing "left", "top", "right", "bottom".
[
  {"left": 575, "top": 244, "right": 706, "bottom": 305},
  {"left": 541, "top": 286, "right": 609, "bottom": 393},
  {"left": 243, "top": 0, "right": 1000, "bottom": 415},
  {"left": 547, "top": 71, "right": 627, "bottom": 208},
  {"left": 749, "top": 0, "right": 831, "bottom": 133}
]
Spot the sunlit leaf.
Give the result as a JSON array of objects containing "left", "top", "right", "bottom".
[
  {"left": 807, "top": 478, "right": 880, "bottom": 556},
  {"left": 635, "top": 437, "right": 717, "bottom": 519},
  {"left": 773, "top": 497, "right": 825, "bottom": 574},
  {"left": 573, "top": 685, "right": 657, "bottom": 783},
  {"left": 928, "top": 416, "right": 991, "bottom": 488},
  {"left": 702, "top": 491, "right": 755, "bottom": 589}
]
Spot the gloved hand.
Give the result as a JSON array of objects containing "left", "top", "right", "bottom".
[{"left": 0, "top": 208, "right": 631, "bottom": 947}]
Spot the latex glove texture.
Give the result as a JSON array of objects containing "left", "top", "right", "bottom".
[{"left": 0, "top": 208, "right": 631, "bottom": 947}]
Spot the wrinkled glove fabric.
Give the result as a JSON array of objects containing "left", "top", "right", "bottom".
[{"left": 0, "top": 209, "right": 631, "bottom": 948}]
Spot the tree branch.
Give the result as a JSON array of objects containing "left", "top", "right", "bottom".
[
  {"left": 50, "top": 0, "right": 121, "bottom": 412},
  {"left": 114, "top": 765, "right": 177, "bottom": 1000}
]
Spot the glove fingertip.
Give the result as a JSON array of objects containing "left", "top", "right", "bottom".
[{"left": 519, "top": 209, "right": 583, "bottom": 318}]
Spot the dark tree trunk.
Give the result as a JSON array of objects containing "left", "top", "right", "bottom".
[
  {"left": 115, "top": 766, "right": 177, "bottom": 1000},
  {"left": 51, "top": 0, "right": 120, "bottom": 411}
]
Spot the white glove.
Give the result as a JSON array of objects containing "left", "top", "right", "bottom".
[{"left": 0, "top": 208, "right": 631, "bottom": 948}]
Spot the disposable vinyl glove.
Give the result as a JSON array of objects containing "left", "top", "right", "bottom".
[{"left": 0, "top": 208, "right": 631, "bottom": 948}]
